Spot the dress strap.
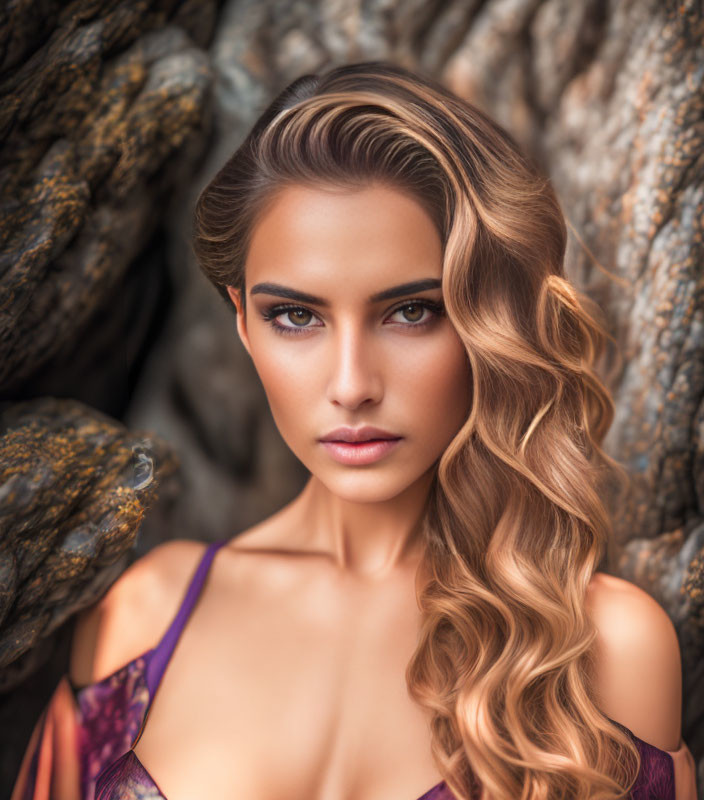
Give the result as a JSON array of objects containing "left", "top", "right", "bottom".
[{"left": 145, "top": 538, "right": 229, "bottom": 697}]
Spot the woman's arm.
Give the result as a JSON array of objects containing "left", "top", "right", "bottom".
[
  {"left": 10, "top": 675, "right": 81, "bottom": 800},
  {"left": 587, "top": 573, "right": 698, "bottom": 799}
]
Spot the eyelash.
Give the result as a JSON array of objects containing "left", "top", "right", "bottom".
[{"left": 260, "top": 299, "right": 446, "bottom": 337}]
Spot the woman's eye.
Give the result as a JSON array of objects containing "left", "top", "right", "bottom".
[
  {"left": 279, "top": 307, "right": 316, "bottom": 328},
  {"left": 261, "top": 306, "right": 322, "bottom": 335},
  {"left": 390, "top": 302, "right": 430, "bottom": 324},
  {"left": 386, "top": 300, "right": 445, "bottom": 327}
]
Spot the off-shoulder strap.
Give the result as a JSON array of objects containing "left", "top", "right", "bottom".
[
  {"left": 666, "top": 738, "right": 698, "bottom": 800},
  {"left": 145, "top": 538, "right": 229, "bottom": 697}
]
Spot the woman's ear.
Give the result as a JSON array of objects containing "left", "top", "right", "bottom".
[{"left": 226, "top": 285, "right": 252, "bottom": 357}]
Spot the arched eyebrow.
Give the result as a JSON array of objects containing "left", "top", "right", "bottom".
[{"left": 249, "top": 278, "right": 442, "bottom": 306}]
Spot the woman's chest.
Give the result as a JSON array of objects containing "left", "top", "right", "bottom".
[{"left": 131, "top": 589, "right": 445, "bottom": 800}]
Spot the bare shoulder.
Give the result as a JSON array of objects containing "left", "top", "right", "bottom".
[
  {"left": 69, "top": 538, "right": 209, "bottom": 688},
  {"left": 585, "top": 571, "right": 683, "bottom": 751}
]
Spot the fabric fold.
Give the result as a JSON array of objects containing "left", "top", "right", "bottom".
[{"left": 665, "top": 738, "right": 698, "bottom": 800}]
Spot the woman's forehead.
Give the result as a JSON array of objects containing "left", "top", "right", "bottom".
[{"left": 245, "top": 182, "right": 443, "bottom": 294}]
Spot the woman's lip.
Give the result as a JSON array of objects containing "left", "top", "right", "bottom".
[{"left": 320, "top": 438, "right": 402, "bottom": 465}]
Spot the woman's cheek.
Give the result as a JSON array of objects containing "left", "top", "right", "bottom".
[
  {"left": 415, "top": 336, "right": 471, "bottom": 433},
  {"left": 253, "top": 349, "right": 319, "bottom": 446}
]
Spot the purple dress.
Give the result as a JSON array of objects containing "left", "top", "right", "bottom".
[{"left": 11, "top": 539, "right": 697, "bottom": 800}]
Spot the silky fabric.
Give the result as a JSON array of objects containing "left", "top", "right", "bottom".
[{"left": 11, "top": 539, "right": 698, "bottom": 800}]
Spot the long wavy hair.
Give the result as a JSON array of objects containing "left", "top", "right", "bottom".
[{"left": 192, "top": 61, "right": 639, "bottom": 800}]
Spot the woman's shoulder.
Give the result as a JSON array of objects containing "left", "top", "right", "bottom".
[
  {"left": 68, "top": 538, "right": 210, "bottom": 689},
  {"left": 586, "top": 571, "right": 683, "bottom": 751},
  {"left": 586, "top": 570, "right": 678, "bottom": 647}
]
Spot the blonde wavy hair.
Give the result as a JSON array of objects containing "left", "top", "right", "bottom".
[{"left": 192, "top": 61, "right": 640, "bottom": 800}]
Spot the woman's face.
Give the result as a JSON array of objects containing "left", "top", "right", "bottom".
[{"left": 227, "top": 181, "right": 471, "bottom": 503}]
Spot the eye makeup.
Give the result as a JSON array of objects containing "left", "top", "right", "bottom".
[{"left": 259, "top": 298, "right": 446, "bottom": 337}]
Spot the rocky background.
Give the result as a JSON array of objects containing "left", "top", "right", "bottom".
[{"left": 0, "top": 0, "right": 702, "bottom": 794}]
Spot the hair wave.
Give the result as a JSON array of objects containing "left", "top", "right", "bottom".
[{"left": 192, "top": 60, "right": 639, "bottom": 800}]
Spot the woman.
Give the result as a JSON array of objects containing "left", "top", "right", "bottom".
[{"left": 11, "top": 61, "right": 697, "bottom": 800}]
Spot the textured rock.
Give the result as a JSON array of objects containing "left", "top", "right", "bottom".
[
  {"left": 0, "top": 396, "right": 179, "bottom": 691},
  {"left": 0, "top": 1, "right": 216, "bottom": 394}
]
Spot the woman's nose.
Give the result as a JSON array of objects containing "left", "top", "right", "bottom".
[{"left": 325, "top": 323, "right": 383, "bottom": 410}]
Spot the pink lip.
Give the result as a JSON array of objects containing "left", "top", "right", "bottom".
[
  {"left": 320, "top": 438, "right": 402, "bottom": 465},
  {"left": 320, "top": 425, "right": 401, "bottom": 443}
]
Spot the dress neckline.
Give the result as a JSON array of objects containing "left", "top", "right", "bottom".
[{"left": 122, "top": 747, "right": 449, "bottom": 800}]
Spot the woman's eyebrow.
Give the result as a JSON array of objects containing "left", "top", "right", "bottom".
[{"left": 249, "top": 278, "right": 442, "bottom": 306}]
